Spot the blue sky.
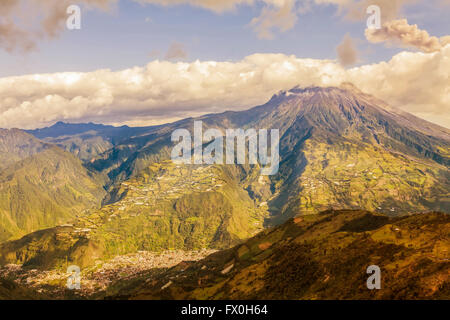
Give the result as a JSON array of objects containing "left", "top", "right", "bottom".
[{"left": 1, "top": 0, "right": 448, "bottom": 77}]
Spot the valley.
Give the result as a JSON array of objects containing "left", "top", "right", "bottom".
[{"left": 0, "top": 84, "right": 448, "bottom": 300}]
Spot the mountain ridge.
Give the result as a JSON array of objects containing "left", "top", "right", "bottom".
[
  {"left": 0, "top": 129, "right": 52, "bottom": 170},
  {"left": 0, "top": 130, "right": 107, "bottom": 242},
  {"left": 0, "top": 84, "right": 448, "bottom": 272}
]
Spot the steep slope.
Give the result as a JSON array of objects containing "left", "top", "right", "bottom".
[
  {"left": 260, "top": 84, "right": 449, "bottom": 165},
  {"left": 0, "top": 161, "right": 267, "bottom": 269},
  {"left": 0, "top": 129, "right": 51, "bottom": 170},
  {"left": 118, "top": 210, "right": 449, "bottom": 300},
  {"left": 0, "top": 146, "right": 106, "bottom": 242},
  {"left": 262, "top": 85, "right": 450, "bottom": 221},
  {"left": 87, "top": 84, "right": 450, "bottom": 219}
]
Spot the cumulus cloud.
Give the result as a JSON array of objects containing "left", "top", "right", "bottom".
[
  {"left": 0, "top": 54, "right": 342, "bottom": 128},
  {"left": 336, "top": 33, "right": 358, "bottom": 66},
  {"left": 441, "top": 36, "right": 450, "bottom": 46},
  {"left": 365, "top": 19, "right": 449, "bottom": 53},
  {"left": 1, "top": 46, "right": 449, "bottom": 129},
  {"left": 0, "top": 0, "right": 116, "bottom": 52},
  {"left": 346, "top": 45, "right": 450, "bottom": 128}
]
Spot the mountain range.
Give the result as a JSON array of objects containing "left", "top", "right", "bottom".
[
  {"left": 0, "top": 84, "right": 448, "bottom": 299},
  {"left": 0, "top": 130, "right": 106, "bottom": 242}
]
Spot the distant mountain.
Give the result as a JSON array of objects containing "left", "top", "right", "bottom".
[
  {"left": 0, "top": 84, "right": 449, "bottom": 272},
  {"left": 0, "top": 129, "right": 106, "bottom": 242},
  {"left": 26, "top": 122, "right": 158, "bottom": 161},
  {"left": 28, "top": 122, "right": 120, "bottom": 139},
  {"left": 0, "top": 129, "right": 51, "bottom": 170},
  {"left": 118, "top": 210, "right": 449, "bottom": 300}
]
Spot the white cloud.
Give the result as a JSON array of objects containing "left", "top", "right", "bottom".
[
  {"left": 346, "top": 45, "right": 450, "bottom": 127},
  {"left": 1, "top": 46, "right": 449, "bottom": 129}
]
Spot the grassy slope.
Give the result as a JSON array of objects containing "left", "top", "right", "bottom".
[
  {"left": 120, "top": 210, "right": 449, "bottom": 300},
  {"left": 0, "top": 129, "right": 50, "bottom": 170},
  {"left": 0, "top": 146, "right": 106, "bottom": 242}
]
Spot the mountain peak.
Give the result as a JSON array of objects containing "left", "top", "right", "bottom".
[
  {"left": 338, "top": 81, "right": 360, "bottom": 91},
  {"left": 246, "top": 83, "right": 450, "bottom": 168},
  {"left": 274, "top": 82, "right": 366, "bottom": 99}
]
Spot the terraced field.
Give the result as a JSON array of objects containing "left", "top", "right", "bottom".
[{"left": 270, "top": 138, "right": 450, "bottom": 220}]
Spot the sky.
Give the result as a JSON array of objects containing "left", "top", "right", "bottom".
[{"left": 0, "top": 0, "right": 449, "bottom": 129}]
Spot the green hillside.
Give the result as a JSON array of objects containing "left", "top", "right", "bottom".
[
  {"left": 0, "top": 161, "right": 267, "bottom": 269},
  {"left": 1, "top": 84, "right": 449, "bottom": 270},
  {"left": 0, "top": 129, "right": 50, "bottom": 170},
  {"left": 268, "top": 132, "right": 450, "bottom": 224},
  {"left": 0, "top": 146, "right": 106, "bottom": 242}
]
